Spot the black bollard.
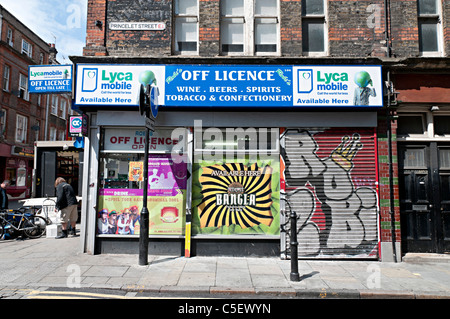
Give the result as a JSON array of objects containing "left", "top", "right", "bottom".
[{"left": 290, "top": 210, "right": 300, "bottom": 281}]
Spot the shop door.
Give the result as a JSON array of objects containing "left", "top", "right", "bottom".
[{"left": 399, "top": 144, "right": 450, "bottom": 253}]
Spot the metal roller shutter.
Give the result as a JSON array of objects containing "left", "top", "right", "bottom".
[{"left": 281, "top": 128, "right": 379, "bottom": 259}]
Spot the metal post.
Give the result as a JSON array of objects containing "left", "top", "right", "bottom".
[
  {"left": 290, "top": 210, "right": 300, "bottom": 281},
  {"left": 139, "top": 127, "right": 150, "bottom": 266}
]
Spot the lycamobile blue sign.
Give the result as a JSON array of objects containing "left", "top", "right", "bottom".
[
  {"left": 75, "top": 64, "right": 383, "bottom": 108},
  {"left": 29, "top": 65, "right": 72, "bottom": 93}
]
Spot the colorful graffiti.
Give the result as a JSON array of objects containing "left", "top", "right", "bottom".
[{"left": 282, "top": 129, "right": 378, "bottom": 258}]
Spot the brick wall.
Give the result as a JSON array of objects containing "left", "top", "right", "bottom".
[
  {"left": 199, "top": 0, "right": 220, "bottom": 56},
  {"left": 328, "top": 0, "right": 387, "bottom": 57},
  {"left": 280, "top": 0, "right": 303, "bottom": 56},
  {"left": 106, "top": 0, "right": 172, "bottom": 56},
  {"left": 377, "top": 113, "right": 401, "bottom": 245},
  {"left": 389, "top": 0, "right": 420, "bottom": 57},
  {"left": 83, "top": 0, "right": 447, "bottom": 58},
  {"left": 84, "top": 0, "right": 107, "bottom": 56}
]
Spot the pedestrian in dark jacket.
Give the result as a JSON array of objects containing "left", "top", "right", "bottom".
[
  {"left": 54, "top": 177, "right": 78, "bottom": 238},
  {"left": 0, "top": 180, "right": 9, "bottom": 209}
]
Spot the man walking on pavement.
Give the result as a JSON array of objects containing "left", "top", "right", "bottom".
[{"left": 54, "top": 177, "right": 78, "bottom": 239}]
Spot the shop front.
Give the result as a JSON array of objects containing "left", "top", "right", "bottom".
[
  {"left": 74, "top": 60, "right": 384, "bottom": 259},
  {"left": 0, "top": 144, "right": 34, "bottom": 199}
]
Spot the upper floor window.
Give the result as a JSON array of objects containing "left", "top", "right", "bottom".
[
  {"left": 6, "top": 28, "right": 14, "bottom": 47},
  {"left": 174, "top": 0, "right": 198, "bottom": 55},
  {"left": 15, "top": 114, "right": 28, "bottom": 144},
  {"left": 19, "top": 74, "right": 29, "bottom": 101},
  {"left": 51, "top": 95, "right": 58, "bottom": 115},
  {"left": 418, "top": 0, "right": 443, "bottom": 56},
  {"left": 220, "top": 0, "right": 279, "bottom": 56},
  {"left": 2, "top": 65, "right": 10, "bottom": 92},
  {"left": 22, "top": 39, "right": 33, "bottom": 58},
  {"left": 302, "top": 0, "right": 327, "bottom": 56},
  {"left": 60, "top": 99, "right": 67, "bottom": 119}
]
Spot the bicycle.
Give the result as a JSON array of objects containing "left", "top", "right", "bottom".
[{"left": 0, "top": 209, "right": 48, "bottom": 239}]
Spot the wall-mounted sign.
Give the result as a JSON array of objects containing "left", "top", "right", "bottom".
[
  {"left": 109, "top": 22, "right": 166, "bottom": 31},
  {"left": 29, "top": 65, "right": 72, "bottom": 93},
  {"left": 75, "top": 64, "right": 383, "bottom": 108},
  {"left": 69, "top": 114, "right": 89, "bottom": 137}
]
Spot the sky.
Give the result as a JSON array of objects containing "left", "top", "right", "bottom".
[{"left": 2, "top": 0, "right": 87, "bottom": 64}]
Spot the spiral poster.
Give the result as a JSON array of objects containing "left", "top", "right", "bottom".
[{"left": 192, "top": 159, "right": 280, "bottom": 236}]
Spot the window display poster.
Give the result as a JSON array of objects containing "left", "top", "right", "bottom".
[
  {"left": 191, "top": 158, "right": 280, "bottom": 236},
  {"left": 97, "top": 189, "right": 185, "bottom": 235},
  {"left": 128, "top": 161, "right": 143, "bottom": 182},
  {"left": 97, "top": 154, "right": 187, "bottom": 235}
]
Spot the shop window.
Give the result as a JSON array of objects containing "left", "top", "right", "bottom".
[
  {"left": 434, "top": 116, "right": 450, "bottom": 136},
  {"left": 418, "top": 0, "right": 443, "bottom": 56},
  {"left": 397, "top": 115, "right": 425, "bottom": 136},
  {"left": 97, "top": 128, "right": 188, "bottom": 236},
  {"left": 220, "top": 0, "right": 279, "bottom": 56},
  {"left": 6, "top": 168, "right": 16, "bottom": 186},
  {"left": 100, "top": 153, "right": 145, "bottom": 190},
  {"left": 192, "top": 127, "right": 280, "bottom": 236},
  {"left": 174, "top": 0, "right": 198, "bottom": 54},
  {"left": 302, "top": 0, "right": 326, "bottom": 55},
  {"left": 0, "top": 109, "right": 6, "bottom": 139}
]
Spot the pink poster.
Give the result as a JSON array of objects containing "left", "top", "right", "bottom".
[{"left": 148, "top": 154, "right": 187, "bottom": 196}]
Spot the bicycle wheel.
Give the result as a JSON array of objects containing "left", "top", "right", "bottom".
[
  {"left": 23, "top": 215, "right": 48, "bottom": 239},
  {"left": 0, "top": 220, "right": 4, "bottom": 239}
]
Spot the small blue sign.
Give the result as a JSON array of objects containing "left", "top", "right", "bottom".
[{"left": 29, "top": 65, "right": 72, "bottom": 94}]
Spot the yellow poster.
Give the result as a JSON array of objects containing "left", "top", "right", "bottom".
[{"left": 128, "top": 161, "right": 143, "bottom": 181}]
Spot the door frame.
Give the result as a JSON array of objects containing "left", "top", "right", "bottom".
[{"left": 398, "top": 142, "right": 449, "bottom": 253}]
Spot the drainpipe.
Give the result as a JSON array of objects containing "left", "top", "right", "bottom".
[
  {"left": 384, "top": 0, "right": 397, "bottom": 262},
  {"left": 386, "top": 71, "right": 398, "bottom": 263}
]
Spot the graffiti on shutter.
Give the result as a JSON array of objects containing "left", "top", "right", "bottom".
[{"left": 281, "top": 128, "right": 378, "bottom": 259}]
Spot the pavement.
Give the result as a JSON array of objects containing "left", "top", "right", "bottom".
[
  {"left": 1, "top": 230, "right": 450, "bottom": 300},
  {"left": 2, "top": 200, "right": 450, "bottom": 300}
]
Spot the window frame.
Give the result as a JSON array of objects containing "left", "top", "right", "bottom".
[
  {"left": 19, "top": 74, "right": 29, "bottom": 101},
  {"left": 301, "top": 0, "right": 328, "bottom": 56},
  {"left": 173, "top": 0, "right": 199, "bottom": 55},
  {"left": 51, "top": 95, "right": 58, "bottom": 115},
  {"left": 21, "top": 39, "right": 33, "bottom": 58},
  {"left": 6, "top": 28, "right": 13, "bottom": 47},
  {"left": 2, "top": 64, "right": 10, "bottom": 92},
  {"left": 15, "top": 114, "right": 28, "bottom": 144},
  {"left": 417, "top": 0, "right": 443, "bottom": 56},
  {"left": 220, "top": 0, "right": 280, "bottom": 56}
]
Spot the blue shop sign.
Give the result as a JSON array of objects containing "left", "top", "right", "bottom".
[
  {"left": 74, "top": 64, "right": 383, "bottom": 108},
  {"left": 29, "top": 65, "right": 73, "bottom": 94}
]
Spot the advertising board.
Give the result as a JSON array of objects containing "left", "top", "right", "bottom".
[{"left": 75, "top": 64, "right": 383, "bottom": 108}]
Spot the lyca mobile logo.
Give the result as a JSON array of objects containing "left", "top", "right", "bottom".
[
  {"left": 297, "top": 69, "right": 313, "bottom": 94},
  {"left": 100, "top": 70, "right": 133, "bottom": 90},
  {"left": 30, "top": 70, "right": 63, "bottom": 77},
  {"left": 81, "top": 68, "right": 98, "bottom": 92}
]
